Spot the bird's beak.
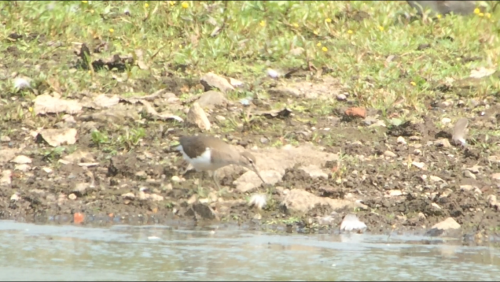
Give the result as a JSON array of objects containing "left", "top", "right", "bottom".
[{"left": 250, "top": 163, "right": 266, "bottom": 184}]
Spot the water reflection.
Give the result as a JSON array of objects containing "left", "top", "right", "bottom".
[{"left": 0, "top": 220, "right": 499, "bottom": 281}]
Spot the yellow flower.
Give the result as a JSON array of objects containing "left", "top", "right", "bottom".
[
  {"left": 478, "top": 12, "right": 484, "bottom": 17},
  {"left": 181, "top": 2, "right": 189, "bottom": 9},
  {"left": 90, "top": 9, "right": 94, "bottom": 14},
  {"left": 313, "top": 30, "right": 319, "bottom": 35},
  {"left": 28, "top": 107, "right": 33, "bottom": 113},
  {"left": 347, "top": 29, "right": 353, "bottom": 34},
  {"left": 474, "top": 8, "right": 480, "bottom": 14},
  {"left": 436, "top": 14, "right": 442, "bottom": 19},
  {"left": 325, "top": 18, "right": 332, "bottom": 23},
  {"left": 260, "top": 20, "right": 266, "bottom": 27},
  {"left": 81, "top": 0, "right": 88, "bottom": 3},
  {"left": 485, "top": 13, "right": 491, "bottom": 19},
  {"left": 292, "top": 23, "right": 299, "bottom": 28},
  {"left": 109, "top": 28, "right": 114, "bottom": 34},
  {"left": 322, "top": 47, "right": 328, "bottom": 52},
  {"left": 410, "top": 81, "right": 416, "bottom": 86},
  {"left": 316, "top": 42, "right": 322, "bottom": 47},
  {"left": 144, "top": 3, "right": 149, "bottom": 8},
  {"left": 179, "top": 44, "right": 183, "bottom": 49},
  {"left": 169, "top": 1, "right": 175, "bottom": 6},
  {"left": 378, "top": 25, "right": 384, "bottom": 31}
]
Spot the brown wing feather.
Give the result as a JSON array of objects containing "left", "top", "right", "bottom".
[{"left": 179, "top": 136, "right": 230, "bottom": 160}]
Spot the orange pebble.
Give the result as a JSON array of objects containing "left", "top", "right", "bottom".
[{"left": 74, "top": 213, "right": 85, "bottom": 224}]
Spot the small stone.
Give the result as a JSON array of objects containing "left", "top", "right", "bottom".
[
  {"left": 397, "top": 136, "right": 407, "bottom": 145},
  {"left": 138, "top": 191, "right": 149, "bottom": 200},
  {"left": 413, "top": 149, "right": 422, "bottom": 155},
  {"left": 0, "top": 170, "right": 12, "bottom": 186},
  {"left": 68, "top": 193, "right": 77, "bottom": 200},
  {"left": 441, "top": 117, "right": 451, "bottom": 124},
  {"left": 149, "top": 194, "right": 164, "bottom": 202},
  {"left": 491, "top": 173, "right": 500, "bottom": 181},
  {"left": 42, "top": 167, "right": 53, "bottom": 173},
  {"left": 431, "top": 217, "right": 460, "bottom": 230},
  {"left": 429, "top": 175, "right": 444, "bottom": 182},
  {"left": 249, "top": 194, "right": 267, "bottom": 210},
  {"left": 11, "top": 155, "right": 32, "bottom": 164},
  {"left": 299, "top": 165, "right": 328, "bottom": 179},
  {"left": 0, "top": 136, "right": 11, "bottom": 142},
  {"left": 10, "top": 194, "right": 20, "bottom": 201},
  {"left": 260, "top": 137, "right": 269, "bottom": 144},
  {"left": 435, "top": 139, "right": 451, "bottom": 148},
  {"left": 215, "top": 115, "right": 226, "bottom": 122},
  {"left": 409, "top": 136, "right": 421, "bottom": 141},
  {"left": 135, "top": 171, "right": 147, "bottom": 180},
  {"left": 171, "top": 176, "right": 181, "bottom": 183},
  {"left": 412, "top": 162, "right": 425, "bottom": 169},
  {"left": 384, "top": 151, "right": 397, "bottom": 158},
  {"left": 122, "top": 192, "right": 135, "bottom": 199},
  {"left": 431, "top": 203, "right": 441, "bottom": 210},
  {"left": 336, "top": 94, "right": 347, "bottom": 101},
  {"left": 14, "top": 164, "right": 31, "bottom": 172},
  {"left": 463, "top": 170, "right": 476, "bottom": 180}
]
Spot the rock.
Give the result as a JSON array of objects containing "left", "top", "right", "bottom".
[
  {"left": 135, "top": 171, "right": 147, "bottom": 180},
  {"left": 186, "top": 102, "right": 211, "bottom": 131},
  {"left": 460, "top": 185, "right": 481, "bottom": 194},
  {"left": 234, "top": 170, "right": 282, "bottom": 193},
  {"left": 171, "top": 176, "right": 181, "bottom": 183},
  {"left": 0, "top": 136, "right": 10, "bottom": 142},
  {"left": 429, "top": 175, "right": 444, "bottom": 182},
  {"left": 229, "top": 77, "right": 244, "bottom": 88},
  {"left": 73, "top": 183, "right": 91, "bottom": 196},
  {"left": 10, "top": 155, "right": 32, "bottom": 164},
  {"left": 340, "top": 214, "right": 367, "bottom": 232},
  {"left": 397, "top": 136, "right": 407, "bottom": 145},
  {"left": 345, "top": 107, "right": 366, "bottom": 118},
  {"left": 196, "top": 90, "right": 228, "bottom": 109},
  {"left": 299, "top": 165, "right": 329, "bottom": 179},
  {"left": 268, "top": 87, "right": 301, "bottom": 97},
  {"left": 441, "top": 117, "right": 451, "bottom": 124},
  {"left": 0, "top": 148, "right": 18, "bottom": 164},
  {"left": 14, "top": 164, "right": 31, "bottom": 172},
  {"left": 37, "top": 128, "right": 78, "bottom": 147},
  {"left": 200, "top": 72, "right": 234, "bottom": 93},
  {"left": 249, "top": 194, "right": 267, "bottom": 210},
  {"left": 336, "top": 94, "right": 347, "bottom": 101},
  {"left": 435, "top": 138, "right": 451, "bottom": 148},
  {"left": 68, "top": 193, "right": 77, "bottom": 200},
  {"left": 34, "top": 94, "right": 82, "bottom": 115},
  {"left": 149, "top": 194, "right": 164, "bottom": 202},
  {"left": 384, "top": 151, "right": 397, "bottom": 158},
  {"left": 0, "top": 170, "right": 12, "bottom": 187},
  {"left": 138, "top": 191, "right": 149, "bottom": 201},
  {"left": 121, "top": 192, "right": 135, "bottom": 199},
  {"left": 491, "top": 173, "right": 500, "bottom": 181},
  {"left": 281, "top": 189, "right": 354, "bottom": 213},
  {"left": 192, "top": 202, "right": 217, "bottom": 220},
  {"left": 91, "top": 94, "right": 120, "bottom": 108},
  {"left": 463, "top": 170, "right": 476, "bottom": 180},
  {"left": 10, "top": 194, "right": 20, "bottom": 201},
  {"left": 42, "top": 167, "right": 53, "bottom": 174},
  {"left": 266, "top": 68, "right": 282, "bottom": 78},
  {"left": 425, "top": 217, "right": 461, "bottom": 237},
  {"left": 412, "top": 162, "right": 425, "bottom": 169},
  {"left": 61, "top": 150, "right": 94, "bottom": 164}
]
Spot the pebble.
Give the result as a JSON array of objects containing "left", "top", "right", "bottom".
[
  {"left": 384, "top": 151, "right": 397, "bottom": 158},
  {"left": 434, "top": 139, "right": 451, "bottom": 148},
  {"left": 441, "top": 117, "right": 451, "bottom": 124},
  {"left": 11, "top": 155, "right": 32, "bottom": 164},
  {"left": 397, "top": 136, "right": 406, "bottom": 145},
  {"left": 413, "top": 149, "right": 422, "bottom": 155},
  {"left": 10, "top": 194, "right": 20, "bottom": 201},
  {"left": 171, "top": 176, "right": 181, "bottom": 183},
  {"left": 215, "top": 115, "right": 226, "bottom": 122},
  {"left": 68, "top": 193, "right": 77, "bottom": 200},
  {"left": 121, "top": 192, "right": 135, "bottom": 199},
  {"left": 463, "top": 170, "right": 476, "bottom": 180},
  {"left": 0, "top": 136, "right": 11, "bottom": 142},
  {"left": 491, "top": 173, "right": 500, "bottom": 181},
  {"left": 42, "top": 167, "right": 53, "bottom": 173},
  {"left": 412, "top": 162, "right": 425, "bottom": 169},
  {"left": 14, "top": 164, "right": 31, "bottom": 172},
  {"left": 336, "top": 94, "right": 347, "bottom": 101},
  {"left": 429, "top": 175, "right": 444, "bottom": 182}
]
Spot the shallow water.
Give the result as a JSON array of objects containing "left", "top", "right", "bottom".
[{"left": 1, "top": 220, "right": 499, "bottom": 281}]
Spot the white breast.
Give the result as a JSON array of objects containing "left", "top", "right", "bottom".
[{"left": 176, "top": 145, "right": 215, "bottom": 171}]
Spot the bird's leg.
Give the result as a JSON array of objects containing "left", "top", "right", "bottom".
[
  {"left": 212, "top": 170, "right": 221, "bottom": 190},
  {"left": 197, "top": 171, "right": 204, "bottom": 190}
]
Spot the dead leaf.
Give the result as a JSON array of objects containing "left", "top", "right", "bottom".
[
  {"left": 34, "top": 94, "right": 82, "bottom": 115},
  {"left": 37, "top": 128, "right": 78, "bottom": 147},
  {"left": 139, "top": 100, "right": 183, "bottom": 122},
  {"left": 345, "top": 107, "right": 366, "bottom": 118}
]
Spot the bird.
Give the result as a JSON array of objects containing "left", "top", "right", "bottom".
[{"left": 173, "top": 135, "right": 266, "bottom": 189}]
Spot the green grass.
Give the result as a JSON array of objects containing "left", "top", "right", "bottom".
[{"left": 1, "top": 1, "right": 499, "bottom": 103}]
